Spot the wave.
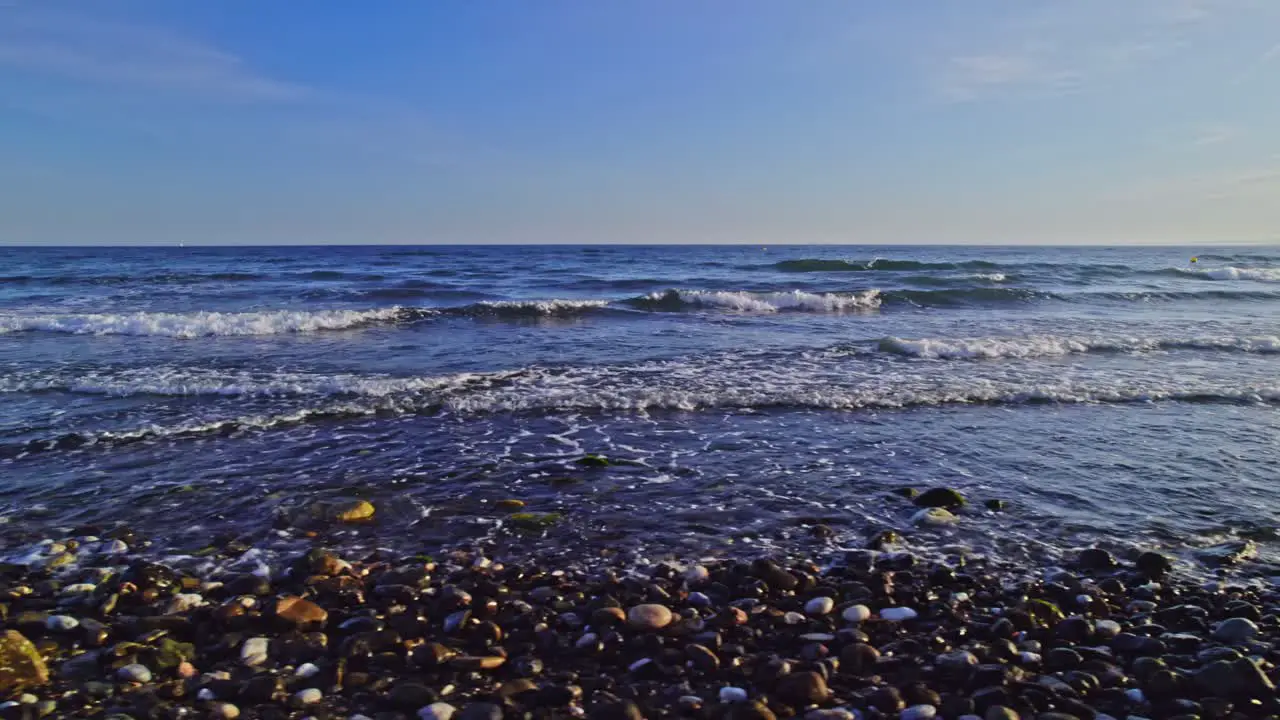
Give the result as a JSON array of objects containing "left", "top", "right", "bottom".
[
  {"left": 771, "top": 258, "right": 1001, "bottom": 273},
  {"left": 0, "top": 308, "right": 413, "bottom": 338},
  {"left": 6, "top": 371, "right": 1279, "bottom": 459},
  {"left": 1165, "top": 266, "right": 1280, "bottom": 282},
  {"left": 879, "top": 334, "right": 1280, "bottom": 360},
  {"left": 627, "top": 289, "right": 882, "bottom": 313}
]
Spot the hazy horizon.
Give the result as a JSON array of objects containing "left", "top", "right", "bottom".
[{"left": 3, "top": 1, "right": 1278, "bottom": 246}]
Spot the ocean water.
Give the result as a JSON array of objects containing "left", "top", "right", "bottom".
[{"left": 2, "top": 245, "right": 1279, "bottom": 572}]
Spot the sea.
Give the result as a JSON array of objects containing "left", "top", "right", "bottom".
[{"left": 2, "top": 244, "right": 1279, "bottom": 574}]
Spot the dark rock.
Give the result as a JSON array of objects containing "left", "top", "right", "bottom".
[
  {"left": 914, "top": 488, "right": 967, "bottom": 510},
  {"left": 1077, "top": 548, "right": 1118, "bottom": 570},
  {"left": 1135, "top": 551, "right": 1173, "bottom": 578}
]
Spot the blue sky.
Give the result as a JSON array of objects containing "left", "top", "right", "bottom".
[{"left": 1, "top": 1, "right": 1278, "bottom": 245}]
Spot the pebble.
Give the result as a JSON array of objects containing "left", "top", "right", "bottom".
[
  {"left": 419, "top": 703, "right": 457, "bottom": 720},
  {"left": 1212, "top": 617, "right": 1259, "bottom": 643},
  {"left": 902, "top": 706, "right": 937, "bottom": 720},
  {"left": 240, "top": 637, "right": 270, "bottom": 667},
  {"left": 295, "top": 662, "right": 321, "bottom": 678},
  {"left": 683, "top": 565, "right": 710, "bottom": 585},
  {"left": 720, "top": 686, "right": 749, "bottom": 703},
  {"left": 45, "top": 615, "right": 79, "bottom": 632},
  {"left": 116, "top": 663, "right": 152, "bottom": 683},
  {"left": 210, "top": 703, "right": 240, "bottom": 719},
  {"left": 1095, "top": 619, "right": 1121, "bottom": 638},
  {"left": 881, "top": 607, "right": 919, "bottom": 622},
  {"left": 843, "top": 604, "right": 872, "bottom": 623},
  {"left": 912, "top": 507, "right": 957, "bottom": 527},
  {"left": 626, "top": 603, "right": 673, "bottom": 630},
  {"left": 166, "top": 593, "right": 205, "bottom": 614},
  {"left": 292, "top": 688, "right": 323, "bottom": 706},
  {"left": 805, "top": 596, "right": 835, "bottom": 616}
]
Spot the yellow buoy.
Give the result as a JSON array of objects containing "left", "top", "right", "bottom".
[{"left": 1190, "top": 256, "right": 1198, "bottom": 263}]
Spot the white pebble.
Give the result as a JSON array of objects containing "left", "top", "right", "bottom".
[
  {"left": 901, "top": 706, "right": 937, "bottom": 720},
  {"left": 1019, "top": 651, "right": 1042, "bottom": 665},
  {"left": 293, "top": 688, "right": 323, "bottom": 706},
  {"left": 784, "top": 611, "right": 806, "bottom": 625},
  {"left": 1095, "top": 619, "right": 1121, "bottom": 637},
  {"left": 1125, "top": 688, "right": 1146, "bottom": 704},
  {"left": 46, "top": 615, "right": 79, "bottom": 632},
  {"left": 117, "top": 663, "right": 152, "bottom": 683},
  {"left": 197, "top": 688, "right": 217, "bottom": 701},
  {"left": 418, "top": 703, "right": 456, "bottom": 720},
  {"left": 240, "top": 637, "right": 270, "bottom": 667},
  {"left": 295, "top": 663, "right": 321, "bottom": 678},
  {"left": 880, "top": 607, "right": 919, "bottom": 622},
  {"left": 1076, "top": 594, "right": 1093, "bottom": 606},
  {"left": 805, "top": 597, "right": 835, "bottom": 616},
  {"left": 167, "top": 593, "right": 205, "bottom": 614},
  {"left": 720, "top": 686, "right": 749, "bottom": 703},
  {"left": 842, "top": 604, "right": 872, "bottom": 623}
]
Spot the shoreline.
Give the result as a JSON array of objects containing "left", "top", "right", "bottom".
[{"left": 2, "top": 500, "right": 1279, "bottom": 719}]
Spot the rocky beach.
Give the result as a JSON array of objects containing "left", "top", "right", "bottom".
[{"left": 2, "top": 488, "right": 1278, "bottom": 720}]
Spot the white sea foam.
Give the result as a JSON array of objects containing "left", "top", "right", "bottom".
[
  {"left": 1184, "top": 266, "right": 1280, "bottom": 282},
  {"left": 973, "top": 273, "right": 1007, "bottom": 282},
  {"left": 648, "top": 289, "right": 882, "bottom": 312},
  {"left": 472, "top": 299, "right": 612, "bottom": 315},
  {"left": 0, "top": 308, "right": 408, "bottom": 338},
  {"left": 879, "top": 334, "right": 1280, "bottom": 360}
]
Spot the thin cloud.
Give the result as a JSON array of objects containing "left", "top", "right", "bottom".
[
  {"left": 938, "top": 53, "right": 1080, "bottom": 102},
  {"left": 1190, "top": 124, "right": 1238, "bottom": 146},
  {"left": 0, "top": 9, "right": 306, "bottom": 102}
]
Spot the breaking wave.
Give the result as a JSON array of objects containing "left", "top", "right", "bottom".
[
  {"left": 879, "top": 334, "right": 1280, "bottom": 360},
  {"left": 627, "top": 289, "right": 882, "bottom": 313},
  {"left": 1163, "top": 266, "right": 1280, "bottom": 282}
]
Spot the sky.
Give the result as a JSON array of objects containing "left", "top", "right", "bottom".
[{"left": 1, "top": 0, "right": 1278, "bottom": 246}]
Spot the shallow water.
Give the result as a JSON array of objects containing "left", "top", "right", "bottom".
[{"left": 2, "top": 245, "right": 1279, "bottom": 570}]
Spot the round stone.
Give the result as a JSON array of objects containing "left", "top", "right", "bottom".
[
  {"left": 210, "top": 703, "right": 240, "bottom": 719},
  {"left": 842, "top": 604, "right": 872, "bottom": 623},
  {"left": 902, "top": 706, "right": 938, "bottom": 720},
  {"left": 1212, "top": 617, "right": 1259, "bottom": 644},
  {"left": 292, "top": 688, "right": 322, "bottom": 706},
  {"left": 45, "top": 616, "right": 79, "bottom": 632},
  {"left": 805, "top": 597, "right": 835, "bottom": 616},
  {"left": 419, "top": 702, "right": 457, "bottom": 720},
  {"left": 881, "top": 607, "right": 919, "bottom": 622},
  {"left": 720, "top": 686, "right": 749, "bottom": 703},
  {"left": 116, "top": 664, "right": 152, "bottom": 683},
  {"left": 627, "top": 604, "right": 673, "bottom": 631}
]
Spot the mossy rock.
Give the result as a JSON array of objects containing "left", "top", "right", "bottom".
[
  {"left": 913, "top": 488, "right": 967, "bottom": 510},
  {"left": 508, "top": 513, "right": 563, "bottom": 531},
  {"left": 1026, "top": 599, "right": 1065, "bottom": 627},
  {"left": 575, "top": 454, "right": 610, "bottom": 468},
  {"left": 0, "top": 630, "right": 48, "bottom": 692},
  {"left": 495, "top": 499, "right": 526, "bottom": 511},
  {"left": 984, "top": 499, "right": 1006, "bottom": 511},
  {"left": 892, "top": 487, "right": 919, "bottom": 499},
  {"left": 289, "top": 497, "right": 376, "bottom": 526}
]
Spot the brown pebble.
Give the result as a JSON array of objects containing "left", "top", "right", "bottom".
[
  {"left": 776, "top": 670, "right": 829, "bottom": 705},
  {"left": 274, "top": 596, "right": 328, "bottom": 626},
  {"left": 627, "top": 604, "right": 673, "bottom": 631},
  {"left": 450, "top": 655, "right": 506, "bottom": 670}
]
